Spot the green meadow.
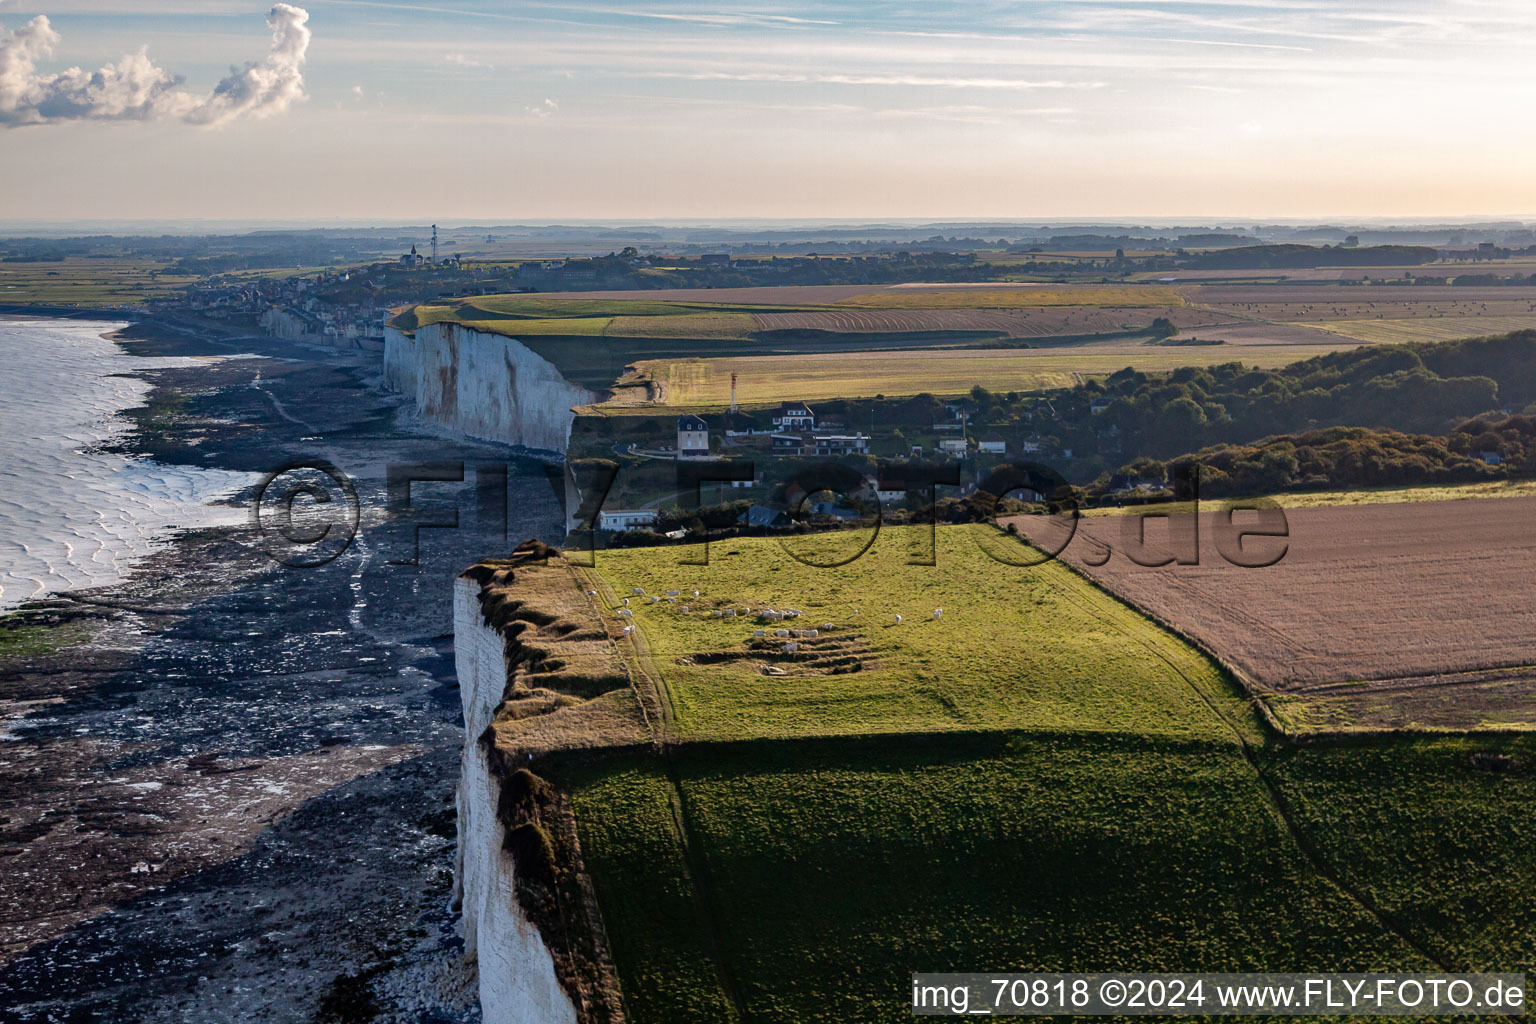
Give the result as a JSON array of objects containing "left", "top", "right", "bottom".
[{"left": 537, "top": 527, "right": 1536, "bottom": 1022}]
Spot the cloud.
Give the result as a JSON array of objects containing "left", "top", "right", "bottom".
[
  {"left": 445, "top": 51, "right": 493, "bottom": 69},
  {"left": 0, "top": 4, "right": 310, "bottom": 128},
  {"left": 525, "top": 97, "right": 558, "bottom": 118}
]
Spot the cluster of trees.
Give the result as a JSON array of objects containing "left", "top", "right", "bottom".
[
  {"left": 1103, "top": 416, "right": 1536, "bottom": 499},
  {"left": 1072, "top": 332, "right": 1536, "bottom": 458}
]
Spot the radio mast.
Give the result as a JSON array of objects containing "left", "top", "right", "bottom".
[{"left": 431, "top": 224, "right": 439, "bottom": 263}]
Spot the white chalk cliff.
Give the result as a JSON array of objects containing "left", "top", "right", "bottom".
[
  {"left": 384, "top": 323, "right": 599, "bottom": 452},
  {"left": 453, "top": 576, "right": 580, "bottom": 1024}
]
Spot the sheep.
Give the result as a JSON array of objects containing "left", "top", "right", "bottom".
[
  {"left": 692, "top": 589, "right": 700, "bottom": 598},
  {"left": 667, "top": 590, "right": 681, "bottom": 597},
  {"left": 753, "top": 630, "right": 766, "bottom": 637},
  {"left": 723, "top": 609, "right": 737, "bottom": 619},
  {"left": 632, "top": 587, "right": 645, "bottom": 596},
  {"left": 774, "top": 629, "right": 790, "bottom": 637},
  {"left": 680, "top": 605, "right": 691, "bottom": 613},
  {"left": 893, "top": 614, "right": 903, "bottom": 625},
  {"left": 622, "top": 625, "right": 635, "bottom": 635},
  {"left": 666, "top": 596, "right": 676, "bottom": 603},
  {"left": 822, "top": 622, "right": 835, "bottom": 631},
  {"left": 932, "top": 608, "right": 943, "bottom": 621},
  {"left": 710, "top": 610, "right": 723, "bottom": 618},
  {"left": 617, "top": 609, "right": 632, "bottom": 618},
  {"left": 646, "top": 596, "right": 659, "bottom": 605},
  {"left": 586, "top": 589, "right": 597, "bottom": 596},
  {"left": 784, "top": 642, "right": 799, "bottom": 653}
]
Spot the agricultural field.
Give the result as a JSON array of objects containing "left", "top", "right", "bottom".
[
  {"left": 1303, "top": 315, "right": 1536, "bottom": 344},
  {"left": 1008, "top": 497, "right": 1536, "bottom": 733},
  {"left": 753, "top": 304, "right": 1231, "bottom": 338},
  {"left": 835, "top": 285, "right": 1186, "bottom": 308},
  {"left": 0, "top": 258, "right": 198, "bottom": 306},
  {"left": 635, "top": 340, "right": 1360, "bottom": 407},
  {"left": 1182, "top": 283, "right": 1536, "bottom": 322},
  {"left": 535, "top": 527, "right": 1536, "bottom": 1022}
]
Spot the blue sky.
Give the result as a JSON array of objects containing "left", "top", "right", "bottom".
[{"left": 4, "top": 0, "right": 1535, "bottom": 220}]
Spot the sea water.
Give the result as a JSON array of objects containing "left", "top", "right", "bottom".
[{"left": 0, "top": 317, "right": 259, "bottom": 609}]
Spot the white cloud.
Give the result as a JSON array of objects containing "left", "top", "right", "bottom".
[
  {"left": 525, "top": 97, "right": 559, "bottom": 117},
  {"left": 445, "top": 52, "right": 494, "bottom": 69},
  {"left": 0, "top": 4, "right": 310, "bottom": 128}
]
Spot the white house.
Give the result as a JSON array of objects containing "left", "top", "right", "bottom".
[
  {"left": 677, "top": 414, "right": 710, "bottom": 459},
  {"left": 772, "top": 401, "right": 816, "bottom": 430},
  {"left": 978, "top": 434, "right": 1007, "bottom": 455},
  {"left": 938, "top": 437, "right": 968, "bottom": 457},
  {"left": 598, "top": 509, "right": 658, "bottom": 531}
]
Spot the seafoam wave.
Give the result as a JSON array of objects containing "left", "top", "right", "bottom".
[{"left": 0, "top": 317, "right": 261, "bottom": 609}]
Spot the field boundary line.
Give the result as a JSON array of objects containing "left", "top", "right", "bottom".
[{"left": 992, "top": 525, "right": 1452, "bottom": 970}]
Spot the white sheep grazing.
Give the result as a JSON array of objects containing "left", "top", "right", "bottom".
[
  {"left": 784, "top": 642, "right": 799, "bottom": 653},
  {"left": 622, "top": 625, "right": 634, "bottom": 635},
  {"left": 647, "top": 596, "right": 659, "bottom": 604},
  {"left": 667, "top": 590, "right": 680, "bottom": 597},
  {"left": 774, "top": 629, "right": 790, "bottom": 637},
  {"left": 724, "top": 609, "right": 737, "bottom": 619},
  {"left": 586, "top": 589, "right": 597, "bottom": 596},
  {"left": 822, "top": 622, "right": 835, "bottom": 631},
  {"left": 932, "top": 608, "right": 943, "bottom": 621},
  {"left": 680, "top": 605, "right": 691, "bottom": 613},
  {"left": 893, "top": 614, "right": 903, "bottom": 625},
  {"left": 632, "top": 587, "right": 644, "bottom": 596},
  {"left": 692, "top": 589, "right": 700, "bottom": 598},
  {"left": 754, "top": 630, "right": 766, "bottom": 637},
  {"left": 617, "top": 609, "right": 632, "bottom": 618}
]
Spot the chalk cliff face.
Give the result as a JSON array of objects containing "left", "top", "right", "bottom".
[
  {"left": 384, "top": 323, "right": 599, "bottom": 452},
  {"left": 453, "top": 576, "right": 581, "bottom": 1024}
]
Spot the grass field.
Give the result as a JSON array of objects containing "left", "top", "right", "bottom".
[
  {"left": 0, "top": 258, "right": 197, "bottom": 306},
  {"left": 585, "top": 526, "right": 1245, "bottom": 742},
  {"left": 563, "top": 738, "right": 1427, "bottom": 1023},
  {"left": 1302, "top": 315, "right": 1536, "bottom": 344},
  {"left": 635, "top": 341, "right": 1360, "bottom": 406},
  {"left": 522, "top": 526, "right": 1536, "bottom": 1022}
]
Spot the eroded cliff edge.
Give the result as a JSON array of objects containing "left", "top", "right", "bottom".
[
  {"left": 385, "top": 323, "right": 601, "bottom": 452},
  {"left": 454, "top": 542, "right": 650, "bottom": 1023}
]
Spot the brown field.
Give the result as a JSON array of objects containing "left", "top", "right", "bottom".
[
  {"left": 1007, "top": 498, "right": 1536, "bottom": 734},
  {"left": 1182, "top": 284, "right": 1536, "bottom": 322},
  {"left": 836, "top": 285, "right": 1187, "bottom": 308},
  {"left": 753, "top": 305, "right": 1234, "bottom": 337}
]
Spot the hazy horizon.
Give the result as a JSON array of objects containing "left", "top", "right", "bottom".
[{"left": 4, "top": 1, "right": 1535, "bottom": 221}]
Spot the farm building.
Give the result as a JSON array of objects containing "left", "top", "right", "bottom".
[
  {"left": 677, "top": 414, "right": 710, "bottom": 459},
  {"left": 598, "top": 509, "right": 659, "bottom": 531},
  {"left": 978, "top": 434, "right": 1007, "bottom": 455},
  {"left": 772, "top": 402, "right": 816, "bottom": 430}
]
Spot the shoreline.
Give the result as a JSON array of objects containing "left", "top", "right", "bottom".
[{"left": 0, "top": 310, "right": 563, "bottom": 1021}]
